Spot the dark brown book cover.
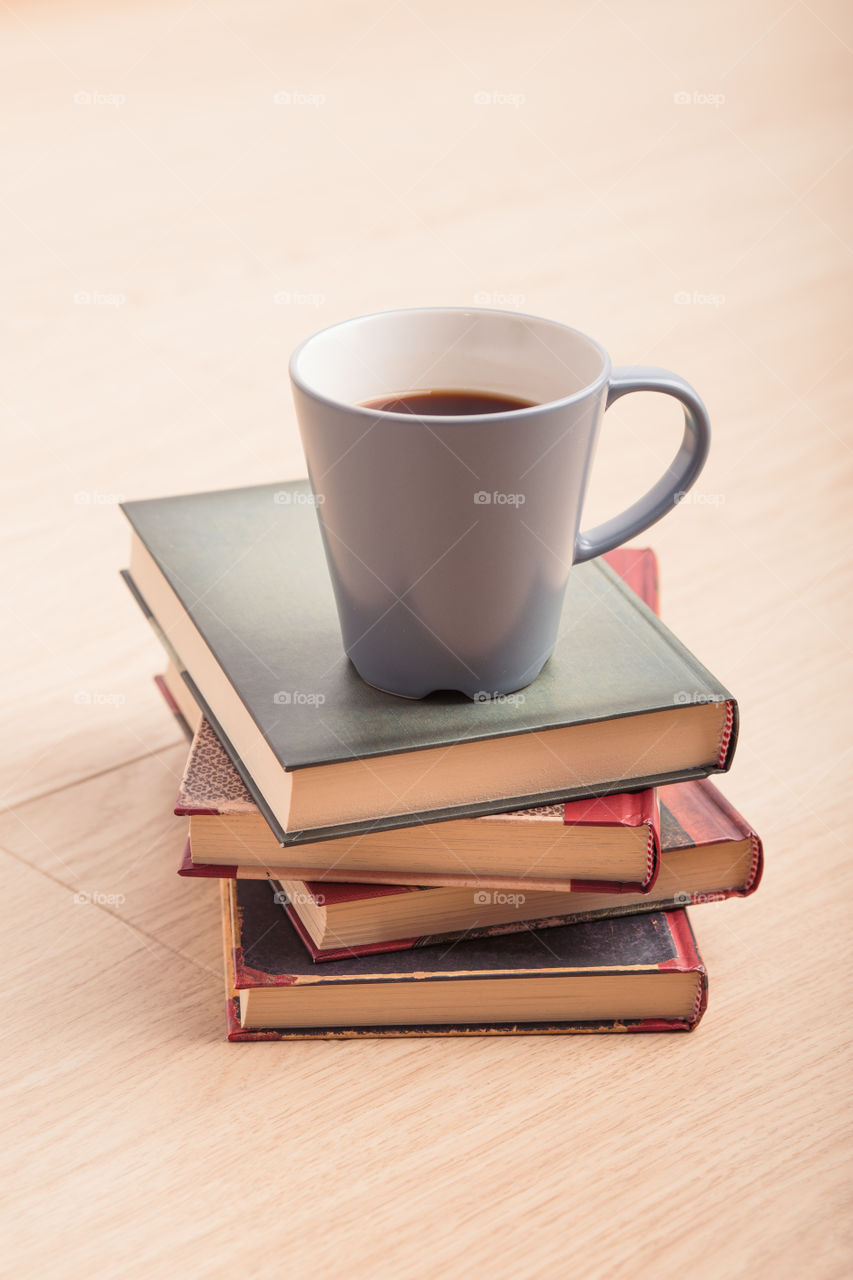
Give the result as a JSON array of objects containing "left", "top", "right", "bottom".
[{"left": 221, "top": 879, "right": 707, "bottom": 1039}]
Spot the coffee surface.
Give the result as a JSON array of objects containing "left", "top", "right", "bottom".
[{"left": 360, "top": 389, "right": 536, "bottom": 415}]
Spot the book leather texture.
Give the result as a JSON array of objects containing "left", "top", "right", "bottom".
[{"left": 221, "top": 880, "right": 707, "bottom": 1039}]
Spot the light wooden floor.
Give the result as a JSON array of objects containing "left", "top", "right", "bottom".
[{"left": 2, "top": 1, "right": 851, "bottom": 1275}]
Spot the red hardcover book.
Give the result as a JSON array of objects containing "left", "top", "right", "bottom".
[
  {"left": 180, "top": 774, "right": 761, "bottom": 959},
  {"left": 177, "top": 700, "right": 758, "bottom": 957},
  {"left": 220, "top": 879, "right": 707, "bottom": 1039},
  {"left": 253, "top": 776, "right": 762, "bottom": 960},
  {"left": 163, "top": 548, "right": 664, "bottom": 893}
]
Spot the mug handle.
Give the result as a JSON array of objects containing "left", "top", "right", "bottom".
[{"left": 574, "top": 366, "right": 711, "bottom": 563}]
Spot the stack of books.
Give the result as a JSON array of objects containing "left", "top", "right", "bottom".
[{"left": 121, "top": 479, "right": 762, "bottom": 1040}]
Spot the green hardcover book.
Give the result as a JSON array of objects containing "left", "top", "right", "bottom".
[{"left": 120, "top": 480, "right": 737, "bottom": 846}]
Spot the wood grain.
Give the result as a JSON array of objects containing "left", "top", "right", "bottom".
[{"left": 2, "top": 0, "right": 851, "bottom": 1275}]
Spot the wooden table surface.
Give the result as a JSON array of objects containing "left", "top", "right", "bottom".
[{"left": 2, "top": 1, "right": 851, "bottom": 1275}]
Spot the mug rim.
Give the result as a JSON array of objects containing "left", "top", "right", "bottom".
[{"left": 289, "top": 306, "right": 612, "bottom": 422}]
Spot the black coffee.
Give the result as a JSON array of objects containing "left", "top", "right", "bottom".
[{"left": 360, "top": 389, "right": 536, "bottom": 415}]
